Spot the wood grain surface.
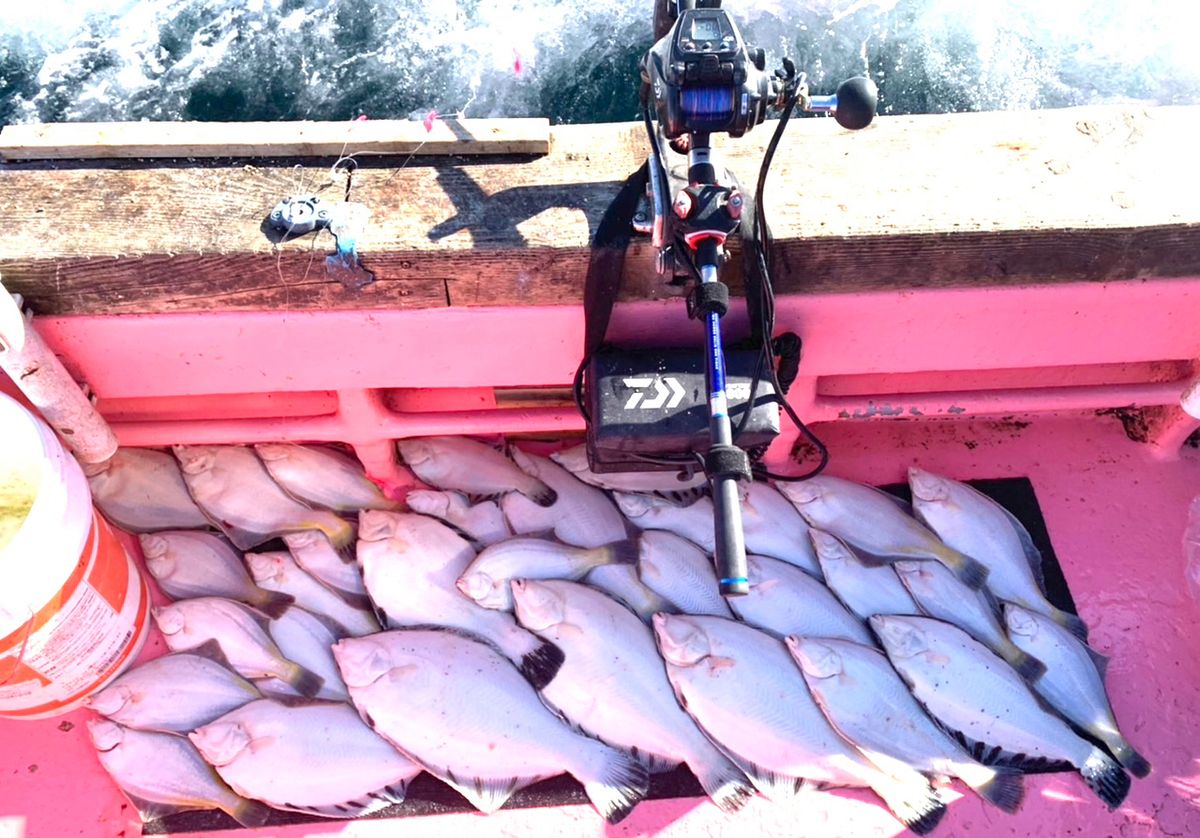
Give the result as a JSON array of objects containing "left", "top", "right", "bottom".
[
  {"left": 0, "top": 117, "right": 551, "bottom": 160},
  {"left": 2, "top": 106, "right": 1197, "bottom": 315}
]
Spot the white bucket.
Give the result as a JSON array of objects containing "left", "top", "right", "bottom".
[{"left": 0, "top": 392, "right": 149, "bottom": 719}]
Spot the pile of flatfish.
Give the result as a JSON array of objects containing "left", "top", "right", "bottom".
[{"left": 85, "top": 438, "right": 1149, "bottom": 831}]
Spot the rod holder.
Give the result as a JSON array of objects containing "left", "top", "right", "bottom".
[{"left": 0, "top": 278, "right": 119, "bottom": 474}]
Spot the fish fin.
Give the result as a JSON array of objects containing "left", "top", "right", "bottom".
[
  {"left": 989, "top": 495, "right": 1048, "bottom": 593},
  {"left": 522, "top": 479, "right": 558, "bottom": 508},
  {"left": 867, "top": 776, "right": 946, "bottom": 837},
  {"left": 431, "top": 514, "right": 488, "bottom": 547},
  {"left": 720, "top": 750, "right": 803, "bottom": 801},
  {"left": 600, "top": 537, "right": 640, "bottom": 568},
  {"left": 652, "top": 486, "right": 709, "bottom": 507},
  {"left": 226, "top": 797, "right": 273, "bottom": 827},
  {"left": 971, "top": 768, "right": 1025, "bottom": 814},
  {"left": 282, "top": 663, "right": 326, "bottom": 699},
  {"left": 842, "top": 544, "right": 897, "bottom": 568},
  {"left": 464, "top": 492, "right": 504, "bottom": 506},
  {"left": 1106, "top": 737, "right": 1151, "bottom": 779},
  {"left": 690, "top": 753, "right": 756, "bottom": 813},
  {"left": 186, "top": 639, "right": 242, "bottom": 674},
  {"left": 319, "top": 584, "right": 374, "bottom": 612},
  {"left": 438, "top": 770, "right": 534, "bottom": 814},
  {"left": 250, "top": 589, "right": 295, "bottom": 620},
  {"left": 1050, "top": 607, "right": 1090, "bottom": 642},
  {"left": 998, "top": 642, "right": 1047, "bottom": 682},
  {"left": 518, "top": 637, "right": 565, "bottom": 690},
  {"left": 274, "top": 779, "right": 411, "bottom": 818},
  {"left": 943, "top": 549, "right": 990, "bottom": 590},
  {"left": 290, "top": 605, "right": 352, "bottom": 640},
  {"left": 867, "top": 484, "right": 915, "bottom": 514},
  {"left": 1080, "top": 747, "right": 1131, "bottom": 810},
  {"left": 620, "top": 745, "right": 679, "bottom": 773},
  {"left": 978, "top": 585, "right": 1004, "bottom": 618},
  {"left": 123, "top": 793, "right": 213, "bottom": 823},
  {"left": 578, "top": 747, "right": 649, "bottom": 824},
  {"left": 1085, "top": 645, "right": 1110, "bottom": 680},
  {"left": 219, "top": 523, "right": 269, "bottom": 551},
  {"left": 239, "top": 602, "right": 275, "bottom": 634},
  {"left": 329, "top": 535, "right": 358, "bottom": 565},
  {"left": 937, "top": 722, "right": 1074, "bottom": 773}
]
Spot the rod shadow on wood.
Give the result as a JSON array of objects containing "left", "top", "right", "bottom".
[{"left": 428, "top": 166, "right": 622, "bottom": 247}]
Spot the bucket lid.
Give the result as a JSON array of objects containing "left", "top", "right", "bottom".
[{"left": 0, "top": 393, "right": 45, "bottom": 552}]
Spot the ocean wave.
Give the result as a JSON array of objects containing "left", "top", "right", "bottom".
[{"left": 2, "top": 0, "right": 1198, "bottom": 125}]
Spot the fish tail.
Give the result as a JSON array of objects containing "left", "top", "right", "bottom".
[
  {"left": 518, "top": 637, "right": 565, "bottom": 690},
  {"left": 282, "top": 661, "right": 326, "bottom": 699},
  {"left": 1049, "top": 607, "right": 1090, "bottom": 642},
  {"left": 521, "top": 477, "right": 558, "bottom": 508},
  {"left": 597, "top": 537, "right": 640, "bottom": 568},
  {"left": 998, "top": 641, "right": 1047, "bottom": 682},
  {"left": 315, "top": 518, "right": 357, "bottom": 563},
  {"left": 867, "top": 775, "right": 947, "bottom": 836},
  {"left": 1079, "top": 747, "right": 1131, "bottom": 810},
  {"left": 937, "top": 546, "right": 989, "bottom": 590},
  {"left": 251, "top": 589, "right": 295, "bottom": 620},
  {"left": 577, "top": 743, "right": 650, "bottom": 824},
  {"left": 690, "top": 751, "right": 756, "bottom": 813},
  {"left": 961, "top": 764, "right": 1025, "bottom": 814},
  {"left": 1106, "top": 735, "right": 1151, "bottom": 779},
  {"left": 226, "top": 796, "right": 273, "bottom": 828}
]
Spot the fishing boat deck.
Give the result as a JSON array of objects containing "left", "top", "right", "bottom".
[
  {"left": 1, "top": 410, "right": 1196, "bottom": 837},
  {"left": 1, "top": 103, "right": 1199, "bottom": 836}
]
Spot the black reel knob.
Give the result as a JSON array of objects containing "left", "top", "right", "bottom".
[{"left": 834, "top": 76, "right": 878, "bottom": 130}]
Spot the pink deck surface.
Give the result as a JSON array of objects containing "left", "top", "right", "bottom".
[
  {"left": 2, "top": 277, "right": 1200, "bottom": 836},
  {"left": 1, "top": 412, "right": 1197, "bottom": 838}
]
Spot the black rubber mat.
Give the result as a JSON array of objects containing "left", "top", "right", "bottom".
[{"left": 147, "top": 476, "right": 1072, "bottom": 834}]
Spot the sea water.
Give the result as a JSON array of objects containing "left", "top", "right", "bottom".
[{"left": 1, "top": 0, "right": 1198, "bottom": 125}]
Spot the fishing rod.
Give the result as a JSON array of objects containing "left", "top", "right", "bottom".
[{"left": 578, "top": 0, "right": 877, "bottom": 597}]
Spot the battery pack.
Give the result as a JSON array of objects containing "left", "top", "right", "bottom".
[{"left": 585, "top": 348, "right": 780, "bottom": 473}]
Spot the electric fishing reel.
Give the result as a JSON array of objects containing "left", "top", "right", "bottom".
[
  {"left": 578, "top": 0, "right": 878, "bottom": 596},
  {"left": 641, "top": 2, "right": 878, "bottom": 281}
]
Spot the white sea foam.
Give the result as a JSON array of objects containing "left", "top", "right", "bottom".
[{"left": 0, "top": 0, "right": 1197, "bottom": 124}]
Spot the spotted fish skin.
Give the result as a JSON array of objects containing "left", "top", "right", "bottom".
[
  {"left": 873, "top": 615, "right": 1130, "bottom": 811},
  {"left": 190, "top": 700, "right": 421, "bottom": 818},
  {"left": 778, "top": 475, "right": 989, "bottom": 590},
  {"left": 334, "top": 629, "right": 649, "bottom": 823},
  {"left": 1003, "top": 604, "right": 1150, "bottom": 778},
  {"left": 86, "top": 651, "right": 261, "bottom": 734},
  {"left": 88, "top": 719, "right": 271, "bottom": 827},
  {"left": 788, "top": 636, "right": 1025, "bottom": 814},
  {"left": 357, "top": 511, "right": 564, "bottom": 690},
  {"left": 173, "top": 445, "right": 355, "bottom": 553},
  {"left": 652, "top": 614, "right": 946, "bottom": 835},
  {"left": 511, "top": 579, "right": 753, "bottom": 812},
  {"left": 907, "top": 467, "right": 1088, "bottom": 640}
]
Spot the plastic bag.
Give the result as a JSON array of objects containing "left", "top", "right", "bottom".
[{"left": 1185, "top": 496, "right": 1200, "bottom": 603}]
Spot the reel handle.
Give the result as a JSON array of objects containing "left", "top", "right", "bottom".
[{"left": 807, "top": 76, "right": 879, "bottom": 130}]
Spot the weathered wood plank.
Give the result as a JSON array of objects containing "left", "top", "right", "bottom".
[
  {"left": 0, "top": 117, "right": 550, "bottom": 160},
  {"left": 2, "top": 106, "right": 1198, "bottom": 315}
]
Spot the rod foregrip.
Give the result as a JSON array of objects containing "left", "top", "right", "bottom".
[{"left": 712, "top": 475, "right": 750, "bottom": 596}]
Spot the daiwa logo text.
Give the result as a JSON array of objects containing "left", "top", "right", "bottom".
[{"left": 623, "top": 377, "right": 686, "bottom": 410}]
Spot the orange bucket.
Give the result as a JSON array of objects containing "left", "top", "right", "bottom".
[{"left": 0, "top": 393, "right": 150, "bottom": 719}]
